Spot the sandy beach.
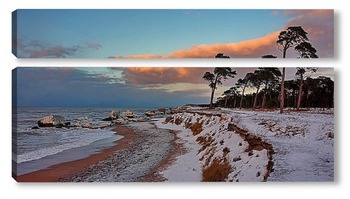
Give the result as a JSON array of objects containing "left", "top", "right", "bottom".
[{"left": 15, "top": 122, "right": 175, "bottom": 182}]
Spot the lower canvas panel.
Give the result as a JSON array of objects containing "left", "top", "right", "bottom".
[{"left": 12, "top": 67, "right": 334, "bottom": 182}]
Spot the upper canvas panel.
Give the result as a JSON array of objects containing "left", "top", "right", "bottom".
[{"left": 12, "top": 9, "right": 334, "bottom": 59}]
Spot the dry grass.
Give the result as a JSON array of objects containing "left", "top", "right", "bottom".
[
  {"left": 228, "top": 123, "right": 274, "bottom": 181},
  {"left": 202, "top": 157, "right": 233, "bottom": 182},
  {"left": 164, "top": 116, "right": 173, "bottom": 124},
  {"left": 175, "top": 118, "right": 183, "bottom": 125},
  {"left": 189, "top": 122, "right": 203, "bottom": 136},
  {"left": 223, "top": 147, "right": 230, "bottom": 156},
  {"left": 196, "top": 135, "right": 214, "bottom": 153}
]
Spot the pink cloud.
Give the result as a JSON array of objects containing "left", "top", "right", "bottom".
[
  {"left": 284, "top": 10, "right": 334, "bottom": 58},
  {"left": 123, "top": 67, "right": 209, "bottom": 85},
  {"left": 114, "top": 9, "right": 333, "bottom": 58}
]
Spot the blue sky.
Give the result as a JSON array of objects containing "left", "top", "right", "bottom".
[{"left": 13, "top": 9, "right": 334, "bottom": 58}]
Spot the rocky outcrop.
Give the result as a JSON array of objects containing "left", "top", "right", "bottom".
[
  {"left": 102, "top": 110, "right": 119, "bottom": 121},
  {"left": 110, "top": 110, "right": 119, "bottom": 120},
  {"left": 37, "top": 115, "right": 66, "bottom": 127}
]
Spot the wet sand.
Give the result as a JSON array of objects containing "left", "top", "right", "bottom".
[{"left": 62, "top": 122, "right": 175, "bottom": 182}]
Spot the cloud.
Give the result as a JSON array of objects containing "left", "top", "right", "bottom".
[
  {"left": 284, "top": 9, "right": 334, "bottom": 58},
  {"left": 121, "top": 67, "right": 210, "bottom": 85},
  {"left": 14, "top": 67, "right": 209, "bottom": 107},
  {"left": 15, "top": 39, "right": 102, "bottom": 58},
  {"left": 114, "top": 9, "right": 333, "bottom": 58},
  {"left": 115, "top": 32, "right": 280, "bottom": 58}
]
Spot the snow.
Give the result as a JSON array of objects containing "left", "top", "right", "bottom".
[
  {"left": 155, "top": 120, "right": 202, "bottom": 181},
  {"left": 156, "top": 108, "right": 334, "bottom": 182},
  {"left": 224, "top": 108, "right": 334, "bottom": 181}
]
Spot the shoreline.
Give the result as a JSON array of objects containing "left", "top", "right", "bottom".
[
  {"left": 142, "top": 130, "right": 187, "bottom": 182},
  {"left": 15, "top": 125, "right": 137, "bottom": 182}
]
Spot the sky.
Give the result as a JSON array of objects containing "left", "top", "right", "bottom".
[
  {"left": 13, "top": 9, "right": 334, "bottom": 58},
  {"left": 13, "top": 67, "right": 334, "bottom": 108}
]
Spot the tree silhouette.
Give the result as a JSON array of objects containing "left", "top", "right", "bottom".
[
  {"left": 276, "top": 26, "right": 317, "bottom": 113},
  {"left": 221, "top": 87, "right": 239, "bottom": 108},
  {"left": 262, "top": 55, "right": 277, "bottom": 58},
  {"left": 259, "top": 68, "right": 282, "bottom": 108},
  {"left": 246, "top": 70, "right": 264, "bottom": 110},
  {"left": 236, "top": 73, "right": 253, "bottom": 109},
  {"left": 215, "top": 53, "right": 230, "bottom": 58},
  {"left": 202, "top": 67, "right": 236, "bottom": 108},
  {"left": 295, "top": 42, "right": 318, "bottom": 58},
  {"left": 296, "top": 67, "right": 317, "bottom": 110}
]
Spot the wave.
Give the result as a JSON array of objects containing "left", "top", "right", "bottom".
[{"left": 16, "top": 129, "right": 116, "bottom": 163}]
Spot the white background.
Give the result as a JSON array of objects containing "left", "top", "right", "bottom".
[{"left": 0, "top": 0, "right": 348, "bottom": 198}]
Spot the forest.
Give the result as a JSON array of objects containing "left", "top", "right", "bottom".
[
  {"left": 203, "top": 26, "right": 333, "bottom": 111},
  {"left": 215, "top": 74, "right": 334, "bottom": 110}
]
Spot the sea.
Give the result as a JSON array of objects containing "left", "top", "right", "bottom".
[{"left": 12, "top": 107, "right": 160, "bottom": 175}]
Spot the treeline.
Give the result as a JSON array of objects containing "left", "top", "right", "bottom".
[
  {"left": 216, "top": 75, "right": 334, "bottom": 109},
  {"left": 202, "top": 26, "right": 333, "bottom": 111}
]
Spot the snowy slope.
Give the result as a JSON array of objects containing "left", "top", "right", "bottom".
[
  {"left": 225, "top": 109, "right": 334, "bottom": 181},
  {"left": 156, "top": 108, "right": 334, "bottom": 182},
  {"left": 156, "top": 111, "right": 272, "bottom": 182}
]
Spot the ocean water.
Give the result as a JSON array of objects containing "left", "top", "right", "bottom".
[{"left": 12, "top": 107, "right": 155, "bottom": 175}]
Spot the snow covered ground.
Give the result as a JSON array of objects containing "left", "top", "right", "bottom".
[{"left": 156, "top": 108, "right": 334, "bottom": 182}]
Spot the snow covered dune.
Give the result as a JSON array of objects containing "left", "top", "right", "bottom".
[
  {"left": 156, "top": 108, "right": 334, "bottom": 182},
  {"left": 157, "top": 111, "right": 273, "bottom": 182},
  {"left": 228, "top": 109, "right": 334, "bottom": 181}
]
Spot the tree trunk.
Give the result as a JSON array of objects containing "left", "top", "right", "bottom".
[
  {"left": 209, "top": 75, "right": 219, "bottom": 109},
  {"left": 209, "top": 88, "right": 215, "bottom": 108},
  {"left": 239, "top": 85, "right": 246, "bottom": 109},
  {"left": 224, "top": 97, "right": 228, "bottom": 108},
  {"left": 262, "top": 92, "right": 267, "bottom": 109},
  {"left": 280, "top": 67, "right": 285, "bottom": 113},
  {"left": 261, "top": 80, "right": 269, "bottom": 108},
  {"left": 253, "top": 84, "right": 260, "bottom": 110},
  {"left": 296, "top": 75, "right": 303, "bottom": 111}
]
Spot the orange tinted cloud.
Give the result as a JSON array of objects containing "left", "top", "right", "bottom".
[
  {"left": 165, "top": 31, "right": 280, "bottom": 58},
  {"left": 115, "top": 31, "right": 280, "bottom": 59},
  {"left": 124, "top": 67, "right": 208, "bottom": 85},
  {"left": 114, "top": 9, "right": 333, "bottom": 58}
]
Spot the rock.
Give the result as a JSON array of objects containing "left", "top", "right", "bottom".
[
  {"left": 232, "top": 157, "right": 241, "bottom": 162},
  {"left": 82, "top": 124, "right": 97, "bottom": 129},
  {"left": 37, "top": 115, "right": 66, "bottom": 127},
  {"left": 115, "top": 118, "right": 127, "bottom": 124},
  {"left": 110, "top": 110, "right": 119, "bottom": 120},
  {"left": 102, "top": 110, "right": 119, "bottom": 121},
  {"left": 158, "top": 108, "right": 166, "bottom": 114},
  {"left": 102, "top": 117, "right": 113, "bottom": 121}
]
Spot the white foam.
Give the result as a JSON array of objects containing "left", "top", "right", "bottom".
[{"left": 16, "top": 129, "right": 115, "bottom": 163}]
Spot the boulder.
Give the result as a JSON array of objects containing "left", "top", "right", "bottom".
[
  {"left": 102, "top": 110, "right": 119, "bottom": 121},
  {"left": 37, "top": 115, "right": 66, "bottom": 127},
  {"left": 102, "top": 117, "right": 112, "bottom": 121},
  {"left": 110, "top": 110, "right": 119, "bottom": 120}
]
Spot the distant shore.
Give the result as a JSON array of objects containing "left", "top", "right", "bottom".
[{"left": 15, "top": 124, "right": 144, "bottom": 182}]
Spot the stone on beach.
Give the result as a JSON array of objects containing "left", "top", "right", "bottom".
[
  {"left": 102, "top": 110, "right": 119, "bottom": 121},
  {"left": 110, "top": 110, "right": 119, "bottom": 119},
  {"left": 37, "top": 115, "right": 66, "bottom": 127}
]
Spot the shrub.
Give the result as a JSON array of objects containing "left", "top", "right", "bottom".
[
  {"left": 202, "top": 157, "right": 233, "bottom": 182},
  {"left": 223, "top": 147, "right": 230, "bottom": 156},
  {"left": 190, "top": 122, "right": 203, "bottom": 136},
  {"left": 175, "top": 118, "right": 183, "bottom": 125},
  {"left": 164, "top": 116, "right": 173, "bottom": 124}
]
